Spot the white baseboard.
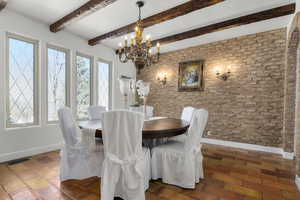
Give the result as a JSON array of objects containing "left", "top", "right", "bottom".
[
  {"left": 281, "top": 150, "right": 295, "bottom": 160},
  {"left": 0, "top": 138, "right": 294, "bottom": 163},
  {"left": 296, "top": 175, "right": 300, "bottom": 191},
  {"left": 201, "top": 138, "right": 294, "bottom": 160},
  {"left": 0, "top": 143, "right": 63, "bottom": 163}
]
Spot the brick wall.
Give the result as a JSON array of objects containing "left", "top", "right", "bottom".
[
  {"left": 295, "top": 45, "right": 300, "bottom": 175},
  {"left": 138, "top": 28, "right": 286, "bottom": 147}
]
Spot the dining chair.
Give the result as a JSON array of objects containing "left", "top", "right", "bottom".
[
  {"left": 87, "top": 105, "right": 106, "bottom": 120},
  {"left": 100, "top": 110, "right": 151, "bottom": 200},
  {"left": 181, "top": 106, "right": 196, "bottom": 122},
  {"left": 151, "top": 109, "right": 208, "bottom": 188},
  {"left": 88, "top": 105, "right": 107, "bottom": 144},
  {"left": 58, "top": 107, "right": 104, "bottom": 182},
  {"left": 129, "top": 105, "right": 154, "bottom": 118},
  {"left": 146, "top": 105, "right": 154, "bottom": 118},
  {"left": 170, "top": 106, "right": 196, "bottom": 142}
]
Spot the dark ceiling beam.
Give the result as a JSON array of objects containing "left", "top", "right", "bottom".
[
  {"left": 150, "top": 3, "right": 295, "bottom": 46},
  {"left": 89, "top": 0, "right": 225, "bottom": 46},
  {"left": 50, "top": 0, "right": 118, "bottom": 33},
  {"left": 0, "top": 0, "right": 7, "bottom": 11}
]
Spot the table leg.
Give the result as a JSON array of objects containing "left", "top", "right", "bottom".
[{"left": 143, "top": 138, "right": 169, "bottom": 149}]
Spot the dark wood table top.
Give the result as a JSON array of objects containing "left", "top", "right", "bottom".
[{"left": 79, "top": 118, "right": 189, "bottom": 139}]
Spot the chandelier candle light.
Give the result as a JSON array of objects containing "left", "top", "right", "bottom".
[{"left": 117, "top": 1, "right": 160, "bottom": 73}]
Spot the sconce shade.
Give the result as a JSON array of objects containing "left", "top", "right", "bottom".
[
  {"left": 215, "top": 65, "right": 231, "bottom": 81},
  {"left": 157, "top": 72, "right": 167, "bottom": 85},
  {"left": 227, "top": 65, "right": 232, "bottom": 72}
]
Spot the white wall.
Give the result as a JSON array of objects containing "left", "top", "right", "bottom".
[{"left": 0, "top": 10, "right": 135, "bottom": 162}]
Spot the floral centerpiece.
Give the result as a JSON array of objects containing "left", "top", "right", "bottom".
[{"left": 136, "top": 80, "right": 150, "bottom": 119}]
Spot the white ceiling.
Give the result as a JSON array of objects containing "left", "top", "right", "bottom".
[{"left": 7, "top": 0, "right": 295, "bottom": 52}]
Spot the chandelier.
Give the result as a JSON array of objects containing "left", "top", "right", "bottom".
[{"left": 117, "top": 1, "right": 160, "bottom": 73}]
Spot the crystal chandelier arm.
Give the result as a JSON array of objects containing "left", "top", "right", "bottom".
[
  {"left": 147, "top": 47, "right": 159, "bottom": 64},
  {"left": 152, "top": 52, "right": 160, "bottom": 63}
]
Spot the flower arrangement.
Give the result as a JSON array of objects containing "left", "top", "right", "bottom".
[
  {"left": 135, "top": 80, "right": 150, "bottom": 119},
  {"left": 136, "top": 80, "right": 150, "bottom": 98}
]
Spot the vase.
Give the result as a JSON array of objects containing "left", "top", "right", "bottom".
[{"left": 119, "top": 78, "right": 131, "bottom": 109}]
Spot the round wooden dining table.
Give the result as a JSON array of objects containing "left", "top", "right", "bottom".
[{"left": 79, "top": 118, "right": 190, "bottom": 139}]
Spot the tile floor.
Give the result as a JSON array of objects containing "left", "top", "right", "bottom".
[{"left": 0, "top": 144, "right": 300, "bottom": 200}]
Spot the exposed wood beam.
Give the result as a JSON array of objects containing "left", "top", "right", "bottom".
[
  {"left": 150, "top": 3, "right": 295, "bottom": 46},
  {"left": 50, "top": 0, "right": 117, "bottom": 33},
  {"left": 89, "top": 0, "right": 225, "bottom": 46},
  {"left": 0, "top": 0, "right": 7, "bottom": 11}
]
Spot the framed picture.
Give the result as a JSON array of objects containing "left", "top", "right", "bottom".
[{"left": 178, "top": 60, "right": 204, "bottom": 92}]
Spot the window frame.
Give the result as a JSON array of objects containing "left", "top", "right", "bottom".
[
  {"left": 75, "top": 52, "right": 93, "bottom": 120},
  {"left": 96, "top": 58, "right": 112, "bottom": 110},
  {"left": 5, "top": 33, "right": 40, "bottom": 128},
  {"left": 46, "top": 43, "right": 71, "bottom": 124}
]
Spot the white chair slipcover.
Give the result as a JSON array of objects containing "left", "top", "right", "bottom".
[
  {"left": 181, "top": 106, "right": 196, "bottom": 122},
  {"left": 129, "top": 105, "right": 154, "bottom": 118},
  {"left": 146, "top": 106, "right": 154, "bottom": 118},
  {"left": 170, "top": 106, "right": 196, "bottom": 142},
  {"left": 87, "top": 105, "right": 106, "bottom": 120},
  {"left": 151, "top": 109, "right": 208, "bottom": 188},
  {"left": 58, "top": 107, "right": 104, "bottom": 182},
  {"left": 100, "top": 110, "right": 151, "bottom": 200}
]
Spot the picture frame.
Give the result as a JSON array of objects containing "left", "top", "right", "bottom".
[{"left": 178, "top": 60, "right": 204, "bottom": 92}]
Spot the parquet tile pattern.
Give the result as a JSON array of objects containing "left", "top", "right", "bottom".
[{"left": 0, "top": 144, "right": 300, "bottom": 200}]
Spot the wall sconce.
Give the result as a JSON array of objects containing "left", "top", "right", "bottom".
[
  {"left": 216, "top": 66, "right": 231, "bottom": 81},
  {"left": 157, "top": 72, "right": 167, "bottom": 85}
]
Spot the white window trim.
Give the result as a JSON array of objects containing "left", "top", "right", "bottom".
[
  {"left": 75, "top": 52, "right": 94, "bottom": 120},
  {"left": 96, "top": 58, "right": 112, "bottom": 110},
  {"left": 5, "top": 33, "right": 40, "bottom": 128},
  {"left": 46, "top": 43, "right": 71, "bottom": 124}
]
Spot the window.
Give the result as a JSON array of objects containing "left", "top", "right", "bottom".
[
  {"left": 76, "top": 53, "right": 92, "bottom": 119},
  {"left": 6, "top": 34, "right": 39, "bottom": 128},
  {"left": 97, "top": 60, "right": 111, "bottom": 109},
  {"left": 47, "top": 45, "right": 70, "bottom": 122}
]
